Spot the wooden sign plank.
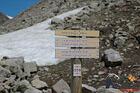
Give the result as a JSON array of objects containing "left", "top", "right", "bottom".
[
  {"left": 55, "top": 49, "right": 99, "bottom": 58},
  {"left": 55, "top": 38, "right": 99, "bottom": 48},
  {"left": 55, "top": 30, "right": 99, "bottom": 37}
]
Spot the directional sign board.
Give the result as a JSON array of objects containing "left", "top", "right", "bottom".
[
  {"left": 55, "top": 49, "right": 99, "bottom": 58},
  {"left": 55, "top": 30, "right": 99, "bottom": 37},
  {"left": 55, "top": 38, "right": 99, "bottom": 47},
  {"left": 55, "top": 30, "right": 99, "bottom": 59}
]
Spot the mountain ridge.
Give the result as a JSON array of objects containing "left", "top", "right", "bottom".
[{"left": 0, "top": 12, "right": 9, "bottom": 25}]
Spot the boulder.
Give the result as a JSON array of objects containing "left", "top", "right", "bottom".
[
  {"left": 17, "top": 80, "right": 32, "bottom": 92},
  {"left": 102, "top": 49, "right": 123, "bottom": 67},
  {"left": 31, "top": 77, "right": 48, "bottom": 89},
  {"left": 8, "top": 65, "right": 23, "bottom": 78},
  {"left": 0, "top": 57, "right": 24, "bottom": 77},
  {"left": 0, "top": 66, "right": 11, "bottom": 78},
  {"left": 24, "top": 87, "right": 42, "bottom": 93},
  {"left": 82, "top": 84, "right": 96, "bottom": 93},
  {"left": 1, "top": 57, "right": 24, "bottom": 68},
  {"left": 23, "top": 62, "right": 37, "bottom": 76},
  {"left": 18, "top": 80, "right": 32, "bottom": 88},
  {"left": 53, "top": 79, "right": 71, "bottom": 93}
]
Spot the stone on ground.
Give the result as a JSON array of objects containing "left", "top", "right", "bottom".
[
  {"left": 0, "top": 66, "right": 11, "bottom": 78},
  {"left": 53, "top": 79, "right": 71, "bottom": 93},
  {"left": 24, "top": 87, "right": 42, "bottom": 93},
  {"left": 23, "top": 62, "right": 37, "bottom": 76},
  {"left": 82, "top": 84, "right": 96, "bottom": 93},
  {"left": 105, "top": 88, "right": 123, "bottom": 93},
  {"left": 31, "top": 77, "right": 48, "bottom": 89}
]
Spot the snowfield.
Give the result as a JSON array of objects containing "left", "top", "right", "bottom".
[{"left": 0, "top": 7, "right": 85, "bottom": 65}]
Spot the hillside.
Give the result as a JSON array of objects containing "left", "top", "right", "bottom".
[{"left": 0, "top": 0, "right": 140, "bottom": 93}]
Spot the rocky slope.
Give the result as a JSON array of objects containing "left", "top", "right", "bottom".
[
  {"left": 0, "top": 12, "right": 9, "bottom": 25},
  {"left": 0, "top": 0, "right": 95, "bottom": 34},
  {"left": 40, "top": 0, "right": 140, "bottom": 90}
]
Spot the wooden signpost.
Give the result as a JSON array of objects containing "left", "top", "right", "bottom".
[{"left": 55, "top": 30, "right": 99, "bottom": 93}]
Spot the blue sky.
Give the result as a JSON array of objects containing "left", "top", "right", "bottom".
[{"left": 0, "top": 0, "right": 39, "bottom": 17}]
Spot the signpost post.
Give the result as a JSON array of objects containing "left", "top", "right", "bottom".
[{"left": 55, "top": 30, "right": 99, "bottom": 93}]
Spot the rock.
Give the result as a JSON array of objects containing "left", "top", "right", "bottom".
[
  {"left": 1, "top": 57, "right": 24, "bottom": 68},
  {"left": 53, "top": 79, "right": 71, "bottom": 93},
  {"left": 127, "top": 23, "right": 135, "bottom": 31},
  {"left": 93, "top": 75, "right": 99, "bottom": 78},
  {"left": 17, "top": 80, "right": 32, "bottom": 93},
  {"left": 114, "top": 31, "right": 128, "bottom": 48},
  {"left": 102, "top": 49, "right": 123, "bottom": 67},
  {"left": 82, "top": 67, "right": 89, "bottom": 72},
  {"left": 97, "top": 86, "right": 106, "bottom": 93},
  {"left": 0, "top": 57, "right": 24, "bottom": 77},
  {"left": 91, "top": 67, "right": 95, "bottom": 71},
  {"left": 109, "top": 34, "right": 114, "bottom": 39},
  {"left": 8, "top": 65, "right": 23, "bottom": 78},
  {"left": 82, "top": 84, "right": 96, "bottom": 93},
  {"left": 105, "top": 88, "right": 123, "bottom": 93},
  {"left": 51, "top": 18, "right": 63, "bottom": 24},
  {"left": 24, "top": 87, "right": 42, "bottom": 93},
  {"left": 0, "top": 84, "right": 4, "bottom": 91},
  {"left": 31, "top": 77, "right": 48, "bottom": 89},
  {"left": 0, "top": 66, "right": 11, "bottom": 78},
  {"left": 23, "top": 62, "right": 37, "bottom": 76},
  {"left": 44, "top": 67, "right": 49, "bottom": 71},
  {"left": 98, "top": 71, "right": 106, "bottom": 75},
  {"left": 18, "top": 80, "right": 32, "bottom": 87},
  {"left": 136, "top": 35, "right": 140, "bottom": 44},
  {"left": 42, "top": 89, "right": 52, "bottom": 93},
  {"left": 128, "top": 43, "right": 134, "bottom": 48},
  {"left": 114, "top": 37, "right": 127, "bottom": 48},
  {"left": 105, "top": 39, "right": 110, "bottom": 47}
]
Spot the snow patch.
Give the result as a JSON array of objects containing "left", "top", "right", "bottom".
[
  {"left": 0, "top": 7, "right": 85, "bottom": 65},
  {"left": 7, "top": 15, "right": 13, "bottom": 19}
]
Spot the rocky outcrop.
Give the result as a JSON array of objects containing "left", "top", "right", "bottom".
[{"left": 0, "top": 12, "right": 9, "bottom": 25}]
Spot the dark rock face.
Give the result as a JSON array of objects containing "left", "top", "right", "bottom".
[
  {"left": 136, "top": 35, "right": 140, "bottom": 44},
  {"left": 0, "top": 12, "right": 9, "bottom": 25}
]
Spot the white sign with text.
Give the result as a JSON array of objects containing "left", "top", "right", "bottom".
[{"left": 73, "top": 64, "right": 81, "bottom": 76}]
